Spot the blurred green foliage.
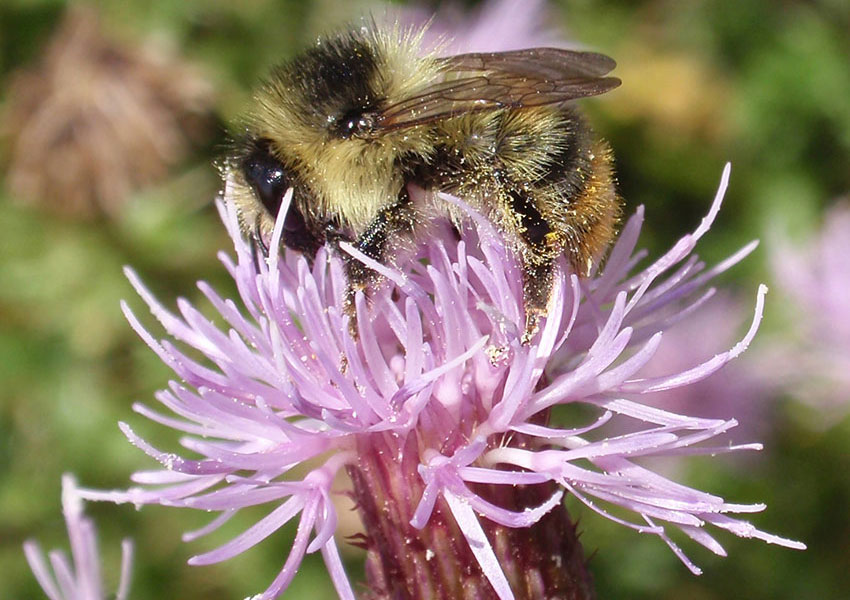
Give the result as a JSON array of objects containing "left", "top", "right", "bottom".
[{"left": 1, "top": 1, "right": 848, "bottom": 598}]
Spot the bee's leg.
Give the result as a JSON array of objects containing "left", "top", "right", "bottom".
[
  {"left": 519, "top": 256, "right": 556, "bottom": 344},
  {"left": 508, "top": 189, "right": 559, "bottom": 344},
  {"left": 342, "top": 186, "right": 416, "bottom": 338},
  {"left": 249, "top": 217, "right": 270, "bottom": 272}
]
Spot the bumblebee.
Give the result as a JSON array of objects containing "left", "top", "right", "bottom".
[{"left": 226, "top": 24, "right": 620, "bottom": 340}]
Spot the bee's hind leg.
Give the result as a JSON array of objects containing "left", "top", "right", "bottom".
[
  {"left": 518, "top": 256, "right": 556, "bottom": 345},
  {"left": 506, "top": 189, "right": 560, "bottom": 344}
]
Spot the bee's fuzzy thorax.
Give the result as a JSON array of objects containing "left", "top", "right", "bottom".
[{"left": 251, "top": 24, "right": 442, "bottom": 230}]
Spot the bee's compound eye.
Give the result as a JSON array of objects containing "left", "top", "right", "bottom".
[{"left": 242, "top": 140, "right": 290, "bottom": 217}]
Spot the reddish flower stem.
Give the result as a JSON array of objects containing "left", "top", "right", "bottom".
[{"left": 349, "top": 432, "right": 595, "bottom": 600}]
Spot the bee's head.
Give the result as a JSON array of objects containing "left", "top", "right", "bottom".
[{"left": 234, "top": 137, "right": 322, "bottom": 258}]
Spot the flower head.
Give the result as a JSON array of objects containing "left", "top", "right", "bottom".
[
  {"left": 24, "top": 475, "right": 133, "bottom": 600},
  {"left": 80, "top": 163, "right": 803, "bottom": 599}
]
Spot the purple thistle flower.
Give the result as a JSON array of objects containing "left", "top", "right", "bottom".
[
  {"left": 404, "top": 0, "right": 562, "bottom": 55},
  {"left": 24, "top": 475, "right": 133, "bottom": 600},
  {"left": 765, "top": 201, "right": 850, "bottom": 425},
  {"left": 79, "top": 164, "right": 803, "bottom": 599}
]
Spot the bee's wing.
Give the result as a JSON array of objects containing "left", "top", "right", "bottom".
[
  {"left": 442, "top": 48, "right": 617, "bottom": 80},
  {"left": 375, "top": 48, "right": 619, "bottom": 131}
]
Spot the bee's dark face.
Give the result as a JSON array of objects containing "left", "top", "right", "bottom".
[{"left": 240, "top": 138, "right": 321, "bottom": 256}]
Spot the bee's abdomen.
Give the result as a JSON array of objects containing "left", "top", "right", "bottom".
[
  {"left": 468, "top": 107, "right": 618, "bottom": 270},
  {"left": 409, "top": 106, "right": 618, "bottom": 272},
  {"left": 536, "top": 121, "right": 619, "bottom": 272}
]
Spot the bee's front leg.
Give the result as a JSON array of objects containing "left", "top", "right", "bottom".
[
  {"left": 249, "top": 216, "right": 271, "bottom": 273},
  {"left": 340, "top": 186, "right": 415, "bottom": 338}
]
